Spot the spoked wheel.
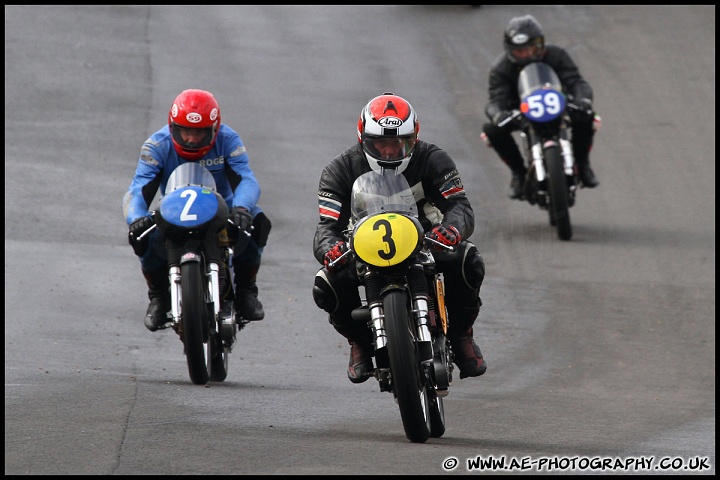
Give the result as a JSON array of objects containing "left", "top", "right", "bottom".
[
  {"left": 429, "top": 336, "right": 450, "bottom": 438},
  {"left": 211, "top": 301, "right": 238, "bottom": 382},
  {"left": 384, "top": 290, "right": 431, "bottom": 443},
  {"left": 428, "top": 391, "right": 446, "bottom": 438},
  {"left": 545, "top": 145, "right": 572, "bottom": 240},
  {"left": 181, "top": 261, "right": 211, "bottom": 385}
]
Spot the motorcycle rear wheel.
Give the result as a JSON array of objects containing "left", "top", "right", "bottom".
[
  {"left": 384, "top": 290, "right": 431, "bottom": 443},
  {"left": 209, "top": 332, "right": 228, "bottom": 382},
  {"left": 545, "top": 145, "right": 573, "bottom": 240},
  {"left": 429, "top": 392, "right": 446, "bottom": 438},
  {"left": 181, "top": 261, "right": 211, "bottom": 385}
]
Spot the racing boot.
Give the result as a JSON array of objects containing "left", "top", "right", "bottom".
[
  {"left": 234, "top": 262, "right": 265, "bottom": 321},
  {"left": 490, "top": 136, "right": 526, "bottom": 200},
  {"left": 576, "top": 156, "right": 599, "bottom": 188},
  {"left": 142, "top": 268, "right": 171, "bottom": 332},
  {"left": 448, "top": 327, "right": 487, "bottom": 379},
  {"left": 509, "top": 167, "right": 527, "bottom": 200},
  {"left": 334, "top": 323, "right": 374, "bottom": 384},
  {"left": 577, "top": 164, "right": 599, "bottom": 188}
]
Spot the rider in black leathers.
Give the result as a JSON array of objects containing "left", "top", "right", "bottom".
[
  {"left": 312, "top": 93, "right": 487, "bottom": 384},
  {"left": 481, "top": 14, "right": 599, "bottom": 199}
]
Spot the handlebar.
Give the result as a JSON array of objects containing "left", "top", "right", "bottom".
[
  {"left": 567, "top": 102, "right": 592, "bottom": 117},
  {"left": 328, "top": 234, "right": 455, "bottom": 269},
  {"left": 135, "top": 211, "right": 157, "bottom": 241},
  {"left": 135, "top": 223, "right": 157, "bottom": 241},
  {"left": 227, "top": 217, "right": 253, "bottom": 237},
  {"left": 497, "top": 109, "right": 522, "bottom": 128},
  {"left": 135, "top": 213, "right": 252, "bottom": 241},
  {"left": 327, "top": 247, "right": 353, "bottom": 269},
  {"left": 423, "top": 235, "right": 456, "bottom": 251},
  {"left": 497, "top": 102, "right": 591, "bottom": 129}
]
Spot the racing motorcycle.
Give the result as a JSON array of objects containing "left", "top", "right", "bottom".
[
  {"left": 498, "top": 61, "right": 595, "bottom": 241},
  {"left": 329, "top": 170, "right": 456, "bottom": 443},
  {"left": 137, "top": 162, "right": 243, "bottom": 385}
]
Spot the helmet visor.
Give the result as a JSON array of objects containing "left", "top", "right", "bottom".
[
  {"left": 362, "top": 135, "right": 416, "bottom": 163},
  {"left": 509, "top": 37, "right": 543, "bottom": 63},
  {"left": 171, "top": 124, "right": 215, "bottom": 151}
]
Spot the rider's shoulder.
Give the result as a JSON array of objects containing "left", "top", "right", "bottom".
[{"left": 543, "top": 44, "right": 575, "bottom": 63}]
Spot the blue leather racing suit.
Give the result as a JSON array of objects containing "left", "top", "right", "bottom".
[{"left": 122, "top": 124, "right": 266, "bottom": 272}]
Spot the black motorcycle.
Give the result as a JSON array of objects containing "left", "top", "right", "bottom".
[
  {"left": 499, "top": 61, "right": 593, "bottom": 241},
  {"left": 329, "top": 170, "right": 456, "bottom": 443},
  {"left": 138, "top": 162, "right": 243, "bottom": 384}
]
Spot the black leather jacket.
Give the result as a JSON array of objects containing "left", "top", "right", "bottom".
[
  {"left": 313, "top": 141, "right": 474, "bottom": 264},
  {"left": 485, "top": 45, "right": 593, "bottom": 122}
]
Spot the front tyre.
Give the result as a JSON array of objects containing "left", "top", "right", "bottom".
[
  {"left": 181, "top": 261, "right": 211, "bottom": 385},
  {"left": 545, "top": 145, "right": 572, "bottom": 240},
  {"left": 384, "top": 290, "right": 431, "bottom": 443}
]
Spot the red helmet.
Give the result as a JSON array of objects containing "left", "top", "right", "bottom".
[
  {"left": 357, "top": 93, "right": 419, "bottom": 174},
  {"left": 168, "top": 89, "right": 221, "bottom": 160}
]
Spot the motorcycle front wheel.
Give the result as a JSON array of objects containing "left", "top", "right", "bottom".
[
  {"left": 384, "top": 289, "right": 431, "bottom": 443},
  {"left": 545, "top": 145, "right": 572, "bottom": 240},
  {"left": 181, "top": 261, "right": 211, "bottom": 385}
]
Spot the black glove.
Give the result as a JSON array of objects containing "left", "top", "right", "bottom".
[
  {"left": 128, "top": 215, "right": 154, "bottom": 256},
  {"left": 427, "top": 225, "right": 461, "bottom": 252},
  {"left": 570, "top": 98, "right": 593, "bottom": 122},
  {"left": 492, "top": 110, "right": 521, "bottom": 128},
  {"left": 323, "top": 241, "right": 349, "bottom": 272},
  {"left": 230, "top": 207, "right": 253, "bottom": 233}
]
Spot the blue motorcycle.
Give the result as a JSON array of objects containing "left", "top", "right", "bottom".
[
  {"left": 499, "top": 61, "right": 592, "bottom": 240},
  {"left": 139, "top": 162, "right": 240, "bottom": 384}
]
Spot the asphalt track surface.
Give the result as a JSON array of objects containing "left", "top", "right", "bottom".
[{"left": 5, "top": 5, "right": 715, "bottom": 475}]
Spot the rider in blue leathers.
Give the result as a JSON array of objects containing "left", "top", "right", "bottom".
[{"left": 122, "top": 89, "right": 271, "bottom": 331}]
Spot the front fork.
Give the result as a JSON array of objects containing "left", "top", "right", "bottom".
[
  {"left": 168, "top": 259, "right": 219, "bottom": 327},
  {"left": 169, "top": 265, "right": 182, "bottom": 325},
  {"left": 363, "top": 264, "right": 440, "bottom": 391},
  {"left": 365, "top": 267, "right": 434, "bottom": 361},
  {"left": 169, "top": 256, "right": 233, "bottom": 345},
  {"left": 558, "top": 123, "right": 577, "bottom": 204},
  {"left": 524, "top": 124, "right": 577, "bottom": 203}
]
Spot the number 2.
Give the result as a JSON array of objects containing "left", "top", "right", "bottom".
[{"left": 180, "top": 189, "right": 198, "bottom": 221}]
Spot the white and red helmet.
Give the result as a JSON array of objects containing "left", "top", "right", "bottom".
[
  {"left": 357, "top": 93, "right": 419, "bottom": 174},
  {"left": 168, "top": 89, "right": 221, "bottom": 160}
]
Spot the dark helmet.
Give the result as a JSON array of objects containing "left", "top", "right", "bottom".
[{"left": 503, "top": 15, "right": 545, "bottom": 66}]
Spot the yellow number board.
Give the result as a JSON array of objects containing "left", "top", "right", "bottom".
[{"left": 352, "top": 213, "right": 421, "bottom": 267}]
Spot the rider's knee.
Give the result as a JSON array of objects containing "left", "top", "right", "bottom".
[
  {"left": 462, "top": 243, "right": 485, "bottom": 289},
  {"left": 313, "top": 270, "right": 338, "bottom": 314}
]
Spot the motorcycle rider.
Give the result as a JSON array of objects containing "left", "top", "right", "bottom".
[
  {"left": 481, "top": 14, "right": 599, "bottom": 199},
  {"left": 122, "top": 89, "right": 271, "bottom": 331},
  {"left": 312, "top": 93, "right": 488, "bottom": 383}
]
